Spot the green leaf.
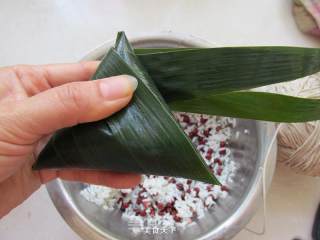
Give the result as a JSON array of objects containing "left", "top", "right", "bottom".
[
  {"left": 135, "top": 47, "right": 320, "bottom": 122},
  {"left": 136, "top": 47, "right": 320, "bottom": 100},
  {"left": 168, "top": 91, "right": 320, "bottom": 123},
  {"left": 34, "top": 32, "right": 218, "bottom": 185},
  {"left": 134, "top": 48, "right": 196, "bottom": 54}
]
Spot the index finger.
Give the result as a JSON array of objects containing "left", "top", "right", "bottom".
[
  {"left": 1, "top": 61, "right": 100, "bottom": 88},
  {"left": 38, "top": 61, "right": 100, "bottom": 86}
]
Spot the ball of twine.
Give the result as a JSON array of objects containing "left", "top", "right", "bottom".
[{"left": 261, "top": 73, "right": 320, "bottom": 176}]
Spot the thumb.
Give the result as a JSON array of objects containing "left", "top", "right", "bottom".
[{"left": 5, "top": 75, "right": 137, "bottom": 142}]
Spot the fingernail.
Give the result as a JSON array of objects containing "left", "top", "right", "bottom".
[{"left": 100, "top": 75, "right": 138, "bottom": 100}]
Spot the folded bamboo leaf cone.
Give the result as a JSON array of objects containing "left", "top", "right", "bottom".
[{"left": 33, "top": 32, "right": 219, "bottom": 185}]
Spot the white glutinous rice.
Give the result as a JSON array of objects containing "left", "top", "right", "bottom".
[{"left": 80, "top": 113, "right": 237, "bottom": 232}]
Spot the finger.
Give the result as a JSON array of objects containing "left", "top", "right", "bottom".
[
  {"left": 39, "top": 62, "right": 100, "bottom": 86},
  {"left": 39, "top": 169, "right": 141, "bottom": 189},
  {"left": 1, "top": 62, "right": 100, "bottom": 89},
  {"left": 3, "top": 75, "right": 138, "bottom": 142}
]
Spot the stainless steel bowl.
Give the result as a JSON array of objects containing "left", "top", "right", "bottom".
[{"left": 46, "top": 33, "right": 277, "bottom": 240}]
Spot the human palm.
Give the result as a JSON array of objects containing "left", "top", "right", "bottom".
[{"left": 0, "top": 62, "right": 140, "bottom": 217}]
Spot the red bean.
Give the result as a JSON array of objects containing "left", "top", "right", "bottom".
[
  {"left": 169, "top": 178, "right": 176, "bottom": 184},
  {"left": 139, "top": 210, "right": 147, "bottom": 217},
  {"left": 189, "top": 128, "right": 198, "bottom": 138},
  {"left": 220, "top": 141, "right": 226, "bottom": 148},
  {"left": 176, "top": 183, "right": 184, "bottom": 191},
  {"left": 219, "top": 149, "right": 226, "bottom": 155},
  {"left": 182, "top": 115, "right": 190, "bottom": 124},
  {"left": 203, "top": 129, "right": 211, "bottom": 137},
  {"left": 221, "top": 185, "right": 229, "bottom": 192},
  {"left": 200, "top": 117, "right": 208, "bottom": 124},
  {"left": 174, "top": 215, "right": 182, "bottom": 222},
  {"left": 214, "top": 158, "right": 222, "bottom": 165},
  {"left": 216, "top": 126, "right": 222, "bottom": 132}
]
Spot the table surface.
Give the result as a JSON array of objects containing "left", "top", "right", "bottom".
[{"left": 1, "top": 1, "right": 320, "bottom": 239}]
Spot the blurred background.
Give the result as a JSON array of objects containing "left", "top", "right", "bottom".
[{"left": 0, "top": 0, "right": 320, "bottom": 239}]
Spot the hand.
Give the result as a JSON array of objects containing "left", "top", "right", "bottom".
[{"left": 0, "top": 62, "right": 140, "bottom": 218}]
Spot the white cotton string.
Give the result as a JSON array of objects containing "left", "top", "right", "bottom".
[
  {"left": 245, "top": 124, "right": 280, "bottom": 235},
  {"left": 244, "top": 73, "right": 320, "bottom": 236},
  {"left": 260, "top": 73, "right": 320, "bottom": 176}
]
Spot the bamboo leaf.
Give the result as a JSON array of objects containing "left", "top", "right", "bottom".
[
  {"left": 34, "top": 32, "right": 218, "bottom": 185},
  {"left": 135, "top": 48, "right": 196, "bottom": 54},
  {"left": 135, "top": 47, "right": 320, "bottom": 122},
  {"left": 168, "top": 91, "right": 320, "bottom": 122},
  {"left": 136, "top": 47, "right": 320, "bottom": 100}
]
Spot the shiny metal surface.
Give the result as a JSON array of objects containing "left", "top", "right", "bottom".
[{"left": 46, "top": 34, "right": 277, "bottom": 240}]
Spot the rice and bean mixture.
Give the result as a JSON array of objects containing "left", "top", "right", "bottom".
[{"left": 81, "top": 113, "right": 236, "bottom": 232}]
